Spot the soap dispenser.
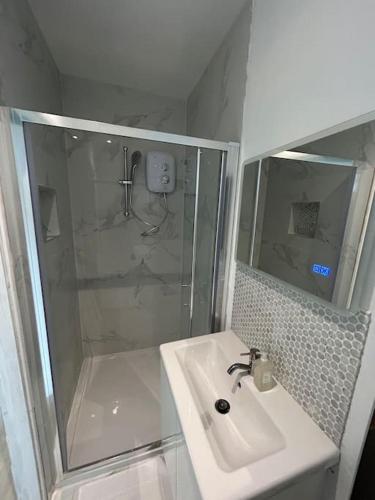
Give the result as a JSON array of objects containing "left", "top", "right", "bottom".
[{"left": 253, "top": 352, "right": 276, "bottom": 392}]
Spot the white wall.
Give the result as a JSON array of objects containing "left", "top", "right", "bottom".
[
  {"left": 239, "top": 1, "right": 375, "bottom": 498},
  {"left": 241, "top": 0, "right": 375, "bottom": 162}
]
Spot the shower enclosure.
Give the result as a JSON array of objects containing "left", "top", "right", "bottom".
[{"left": 1, "top": 107, "right": 238, "bottom": 487}]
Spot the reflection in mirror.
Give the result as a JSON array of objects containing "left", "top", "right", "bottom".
[{"left": 237, "top": 121, "right": 375, "bottom": 309}]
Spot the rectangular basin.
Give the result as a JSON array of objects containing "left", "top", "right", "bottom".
[
  {"left": 160, "top": 331, "right": 339, "bottom": 500},
  {"left": 176, "top": 339, "right": 285, "bottom": 472}
]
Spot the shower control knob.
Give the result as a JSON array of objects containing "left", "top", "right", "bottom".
[{"left": 147, "top": 152, "right": 175, "bottom": 193}]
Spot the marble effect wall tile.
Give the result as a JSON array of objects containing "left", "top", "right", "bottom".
[
  {"left": 256, "top": 157, "right": 356, "bottom": 303},
  {"left": 68, "top": 136, "right": 186, "bottom": 356},
  {"left": 0, "top": 0, "right": 64, "bottom": 490},
  {"left": 232, "top": 262, "right": 371, "bottom": 446},
  {"left": 61, "top": 79, "right": 188, "bottom": 356},
  {"left": 186, "top": 0, "right": 251, "bottom": 143},
  {"left": 61, "top": 74, "right": 186, "bottom": 135},
  {"left": 0, "top": 111, "right": 57, "bottom": 498},
  {"left": 186, "top": 1, "right": 252, "bottom": 334},
  {"left": 78, "top": 283, "right": 182, "bottom": 356},
  {"left": 25, "top": 123, "right": 83, "bottom": 458},
  {"left": 0, "top": 0, "right": 61, "bottom": 113}
]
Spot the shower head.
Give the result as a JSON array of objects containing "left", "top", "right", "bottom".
[
  {"left": 131, "top": 150, "right": 142, "bottom": 167},
  {"left": 130, "top": 150, "right": 142, "bottom": 181}
]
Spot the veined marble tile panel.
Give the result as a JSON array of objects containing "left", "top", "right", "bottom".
[
  {"left": 0, "top": 0, "right": 63, "bottom": 476},
  {"left": 61, "top": 73, "right": 185, "bottom": 135},
  {"left": 186, "top": 0, "right": 251, "bottom": 143},
  {"left": 0, "top": 0, "right": 61, "bottom": 112},
  {"left": 66, "top": 128, "right": 189, "bottom": 355},
  {"left": 25, "top": 124, "right": 83, "bottom": 451},
  {"left": 79, "top": 283, "right": 182, "bottom": 357},
  {"left": 186, "top": 1, "right": 252, "bottom": 334}
]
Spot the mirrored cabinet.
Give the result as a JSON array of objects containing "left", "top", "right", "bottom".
[{"left": 237, "top": 121, "right": 375, "bottom": 309}]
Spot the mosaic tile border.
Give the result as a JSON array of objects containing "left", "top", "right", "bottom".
[{"left": 231, "top": 262, "right": 371, "bottom": 445}]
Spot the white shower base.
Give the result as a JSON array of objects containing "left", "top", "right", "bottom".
[
  {"left": 52, "top": 455, "right": 173, "bottom": 500},
  {"left": 67, "top": 347, "right": 162, "bottom": 469}
]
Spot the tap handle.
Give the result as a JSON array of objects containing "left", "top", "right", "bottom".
[
  {"left": 250, "top": 348, "right": 261, "bottom": 359},
  {"left": 240, "top": 348, "right": 260, "bottom": 362}
]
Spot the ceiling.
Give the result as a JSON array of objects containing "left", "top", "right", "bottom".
[{"left": 28, "top": 0, "right": 247, "bottom": 99}]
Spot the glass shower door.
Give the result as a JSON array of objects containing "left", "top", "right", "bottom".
[
  {"left": 7, "top": 107, "right": 235, "bottom": 480},
  {"left": 23, "top": 122, "right": 204, "bottom": 471},
  {"left": 189, "top": 148, "right": 225, "bottom": 337}
]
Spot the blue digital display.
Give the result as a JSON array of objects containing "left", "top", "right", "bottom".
[{"left": 312, "top": 264, "right": 331, "bottom": 277}]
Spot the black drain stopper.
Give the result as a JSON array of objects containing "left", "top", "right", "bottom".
[{"left": 215, "top": 399, "right": 230, "bottom": 414}]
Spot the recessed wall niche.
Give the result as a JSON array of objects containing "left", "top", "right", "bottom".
[
  {"left": 38, "top": 185, "right": 60, "bottom": 242},
  {"left": 288, "top": 201, "right": 320, "bottom": 238}
]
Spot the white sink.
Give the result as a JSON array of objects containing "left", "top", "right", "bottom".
[
  {"left": 161, "top": 330, "right": 339, "bottom": 500},
  {"left": 176, "top": 339, "right": 285, "bottom": 471}
]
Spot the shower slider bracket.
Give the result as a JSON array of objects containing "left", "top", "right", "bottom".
[{"left": 118, "top": 179, "right": 133, "bottom": 185}]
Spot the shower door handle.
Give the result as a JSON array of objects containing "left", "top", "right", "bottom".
[
  {"left": 122, "top": 146, "right": 130, "bottom": 217},
  {"left": 182, "top": 284, "right": 191, "bottom": 306}
]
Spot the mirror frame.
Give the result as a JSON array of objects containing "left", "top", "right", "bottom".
[{"left": 232, "top": 115, "right": 375, "bottom": 313}]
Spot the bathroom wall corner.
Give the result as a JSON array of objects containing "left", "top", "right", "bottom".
[{"left": 186, "top": 0, "right": 252, "bottom": 143}]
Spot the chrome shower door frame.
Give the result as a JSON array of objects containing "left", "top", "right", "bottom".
[{"left": 4, "top": 107, "right": 239, "bottom": 493}]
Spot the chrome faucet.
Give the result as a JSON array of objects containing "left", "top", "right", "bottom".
[{"left": 227, "top": 348, "right": 260, "bottom": 376}]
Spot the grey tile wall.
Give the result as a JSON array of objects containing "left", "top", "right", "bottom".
[{"left": 232, "top": 261, "right": 371, "bottom": 445}]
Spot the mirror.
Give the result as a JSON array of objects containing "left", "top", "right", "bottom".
[{"left": 237, "top": 120, "right": 375, "bottom": 309}]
